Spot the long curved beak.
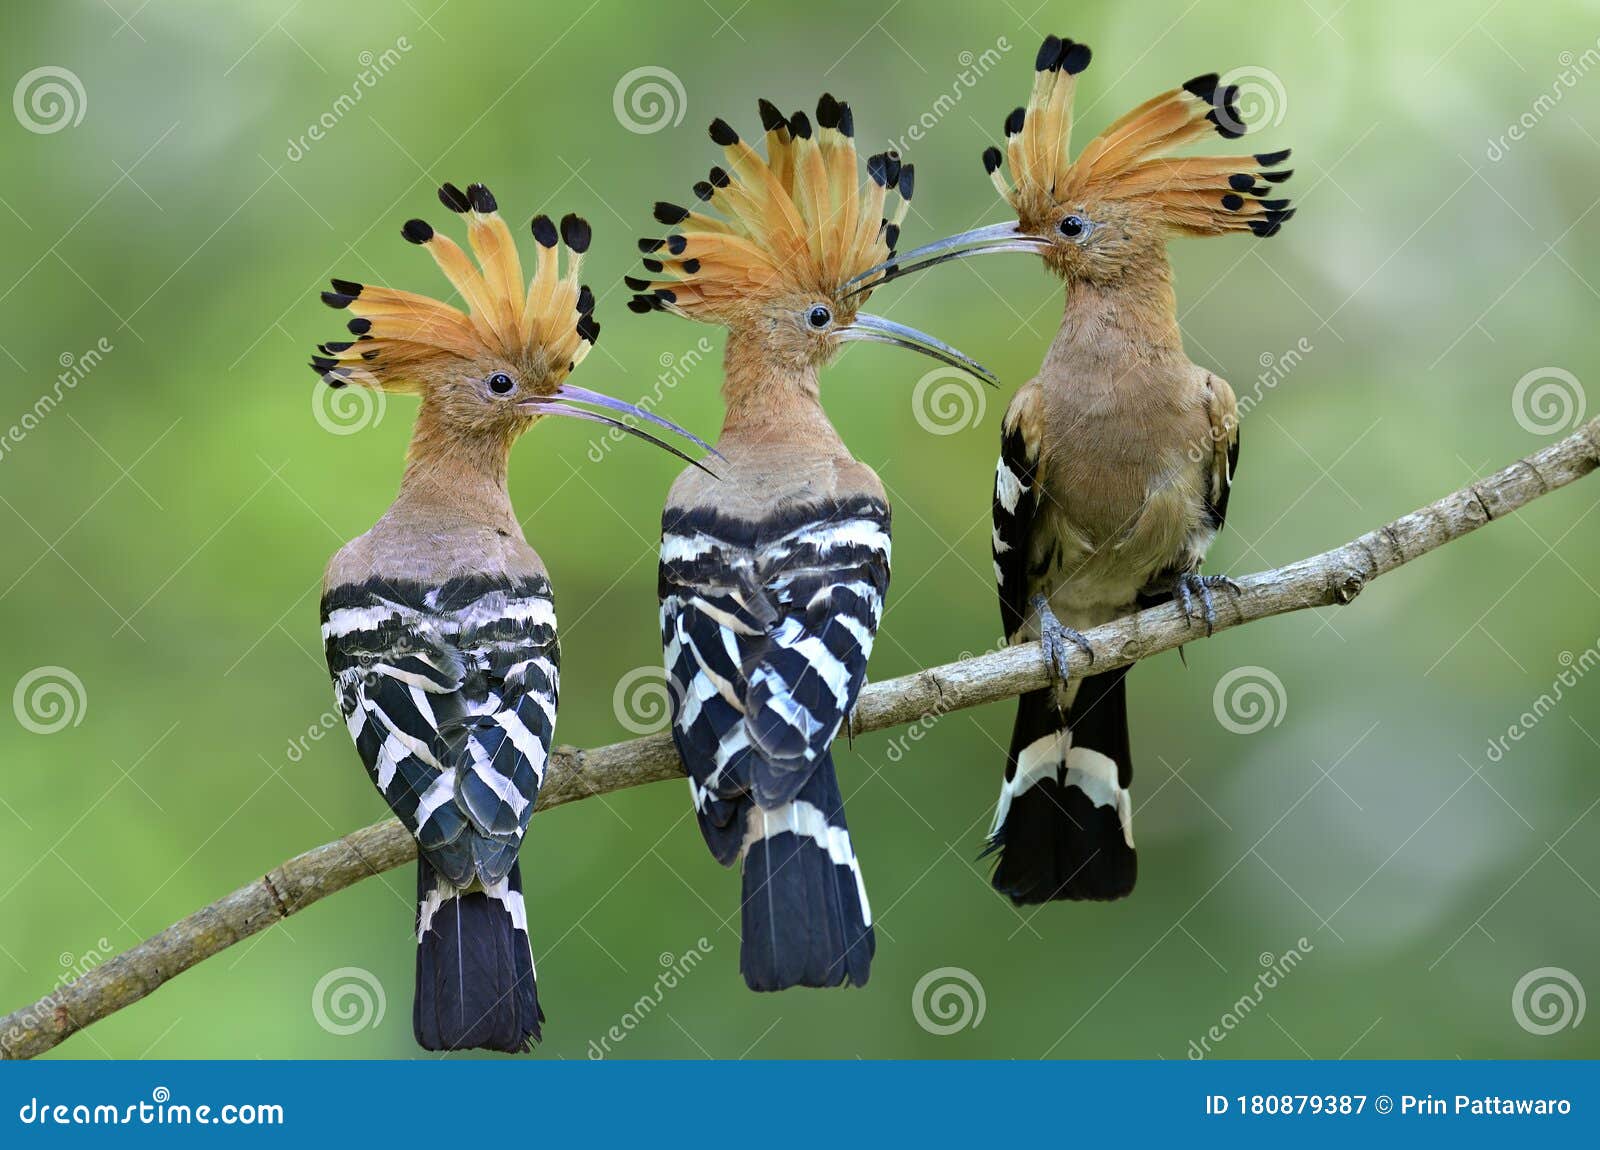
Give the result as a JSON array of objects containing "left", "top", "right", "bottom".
[
  {"left": 836, "top": 313, "right": 999, "bottom": 388},
  {"left": 521, "top": 384, "right": 722, "bottom": 477},
  {"left": 843, "top": 222, "right": 1050, "bottom": 297}
]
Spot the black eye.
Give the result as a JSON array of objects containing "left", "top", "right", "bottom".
[
  {"left": 1059, "top": 215, "right": 1085, "bottom": 238},
  {"left": 487, "top": 371, "right": 515, "bottom": 395},
  {"left": 807, "top": 305, "right": 832, "bottom": 329}
]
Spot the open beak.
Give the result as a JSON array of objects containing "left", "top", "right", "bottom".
[
  {"left": 521, "top": 383, "right": 722, "bottom": 476},
  {"left": 842, "top": 222, "right": 1051, "bottom": 297},
  {"left": 835, "top": 312, "right": 1000, "bottom": 388}
]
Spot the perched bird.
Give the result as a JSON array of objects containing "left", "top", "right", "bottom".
[
  {"left": 855, "top": 37, "right": 1292, "bottom": 903},
  {"left": 314, "top": 182, "right": 712, "bottom": 1050},
  {"left": 628, "top": 95, "right": 996, "bottom": 990}
]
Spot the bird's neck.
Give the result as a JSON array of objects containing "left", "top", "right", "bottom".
[
  {"left": 391, "top": 398, "right": 520, "bottom": 533},
  {"left": 1047, "top": 258, "right": 1184, "bottom": 376},
  {"left": 716, "top": 328, "right": 842, "bottom": 450}
]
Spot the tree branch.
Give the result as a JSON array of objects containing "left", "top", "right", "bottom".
[{"left": 5, "top": 417, "right": 1597, "bottom": 1060}]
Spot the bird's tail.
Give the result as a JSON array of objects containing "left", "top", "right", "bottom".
[
  {"left": 413, "top": 857, "right": 543, "bottom": 1052},
  {"left": 736, "top": 753, "right": 875, "bottom": 991},
  {"left": 987, "top": 667, "right": 1137, "bottom": 903}
]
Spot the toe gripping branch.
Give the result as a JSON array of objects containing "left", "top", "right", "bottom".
[
  {"left": 1172, "top": 573, "right": 1242, "bottom": 637},
  {"left": 1030, "top": 593, "right": 1095, "bottom": 686}
]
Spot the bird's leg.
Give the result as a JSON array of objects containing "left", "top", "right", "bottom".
[
  {"left": 1030, "top": 593, "right": 1094, "bottom": 686},
  {"left": 1171, "top": 573, "right": 1242, "bottom": 637}
]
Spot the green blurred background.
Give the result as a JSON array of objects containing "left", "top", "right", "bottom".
[{"left": 3, "top": 0, "right": 1599, "bottom": 1060}]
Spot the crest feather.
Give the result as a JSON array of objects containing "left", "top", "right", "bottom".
[
  {"left": 628, "top": 95, "right": 912, "bottom": 323},
  {"left": 986, "top": 37, "right": 1295, "bottom": 239},
  {"left": 311, "top": 184, "right": 598, "bottom": 391}
]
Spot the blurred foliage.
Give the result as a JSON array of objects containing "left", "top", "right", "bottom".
[{"left": 2, "top": 0, "right": 1598, "bottom": 1060}]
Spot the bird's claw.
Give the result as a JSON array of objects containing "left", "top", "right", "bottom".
[
  {"left": 1173, "top": 573, "right": 1241, "bottom": 637},
  {"left": 1030, "top": 593, "right": 1094, "bottom": 686}
]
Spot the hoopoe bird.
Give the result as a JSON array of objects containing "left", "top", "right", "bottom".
[
  {"left": 314, "top": 182, "right": 712, "bottom": 1050},
  {"left": 855, "top": 36, "right": 1293, "bottom": 903},
  {"left": 627, "top": 95, "right": 996, "bottom": 990}
]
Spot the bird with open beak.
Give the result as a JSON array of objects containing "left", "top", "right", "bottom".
[
  {"left": 628, "top": 94, "right": 996, "bottom": 991},
  {"left": 314, "top": 182, "right": 713, "bottom": 1051},
  {"left": 851, "top": 36, "right": 1294, "bottom": 905}
]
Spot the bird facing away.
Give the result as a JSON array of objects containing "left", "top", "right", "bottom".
[
  {"left": 315, "top": 182, "right": 711, "bottom": 1051},
  {"left": 858, "top": 36, "right": 1293, "bottom": 903},
  {"left": 628, "top": 95, "right": 996, "bottom": 990}
]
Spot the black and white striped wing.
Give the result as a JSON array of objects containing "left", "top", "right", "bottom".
[
  {"left": 660, "top": 497, "right": 891, "bottom": 842},
  {"left": 1204, "top": 373, "right": 1240, "bottom": 536},
  {"left": 322, "top": 575, "right": 559, "bottom": 887},
  {"left": 994, "top": 381, "right": 1043, "bottom": 641}
]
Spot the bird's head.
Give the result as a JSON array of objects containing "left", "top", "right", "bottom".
[
  {"left": 314, "top": 182, "right": 713, "bottom": 470},
  {"left": 626, "top": 96, "right": 996, "bottom": 387},
  {"left": 851, "top": 36, "right": 1293, "bottom": 291}
]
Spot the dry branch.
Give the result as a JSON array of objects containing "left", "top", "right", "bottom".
[{"left": 4, "top": 417, "right": 1597, "bottom": 1060}]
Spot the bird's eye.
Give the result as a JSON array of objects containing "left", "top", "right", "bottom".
[
  {"left": 487, "top": 371, "right": 515, "bottom": 395},
  {"left": 1059, "top": 215, "right": 1086, "bottom": 238},
  {"left": 806, "top": 305, "right": 832, "bottom": 329}
]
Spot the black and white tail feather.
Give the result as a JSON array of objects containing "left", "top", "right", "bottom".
[
  {"left": 323, "top": 573, "right": 557, "bottom": 1050},
  {"left": 660, "top": 496, "right": 887, "bottom": 989},
  {"left": 987, "top": 386, "right": 1137, "bottom": 903}
]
